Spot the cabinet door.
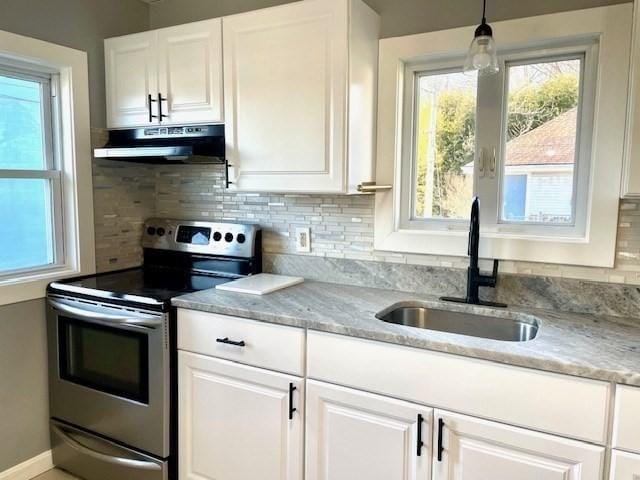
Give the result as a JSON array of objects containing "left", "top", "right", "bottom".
[
  {"left": 223, "top": 0, "right": 348, "bottom": 192},
  {"left": 157, "top": 19, "right": 224, "bottom": 125},
  {"left": 613, "top": 384, "right": 640, "bottom": 454},
  {"left": 433, "top": 410, "right": 604, "bottom": 480},
  {"left": 306, "top": 380, "right": 433, "bottom": 480},
  {"left": 610, "top": 450, "right": 640, "bottom": 480},
  {"left": 179, "top": 351, "right": 303, "bottom": 480},
  {"left": 105, "top": 31, "right": 157, "bottom": 128}
]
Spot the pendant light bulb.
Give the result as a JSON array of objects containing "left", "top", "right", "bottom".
[{"left": 464, "top": 0, "right": 499, "bottom": 76}]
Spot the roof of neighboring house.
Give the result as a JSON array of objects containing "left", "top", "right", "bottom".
[
  {"left": 462, "top": 107, "right": 577, "bottom": 170},
  {"left": 504, "top": 107, "right": 577, "bottom": 166}
]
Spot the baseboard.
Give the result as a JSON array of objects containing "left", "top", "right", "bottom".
[{"left": 0, "top": 451, "right": 53, "bottom": 480}]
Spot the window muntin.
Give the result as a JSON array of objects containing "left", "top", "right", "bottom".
[
  {"left": 0, "top": 66, "right": 62, "bottom": 276},
  {"left": 500, "top": 57, "right": 583, "bottom": 225},
  {"left": 413, "top": 70, "right": 477, "bottom": 220}
]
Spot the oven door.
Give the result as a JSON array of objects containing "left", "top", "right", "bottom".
[{"left": 47, "top": 296, "right": 170, "bottom": 458}]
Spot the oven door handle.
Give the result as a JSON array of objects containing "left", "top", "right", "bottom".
[
  {"left": 48, "top": 299, "right": 163, "bottom": 328},
  {"left": 51, "top": 423, "right": 162, "bottom": 471}
]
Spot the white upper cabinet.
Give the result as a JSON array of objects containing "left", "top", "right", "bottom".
[
  {"left": 433, "top": 410, "right": 605, "bottom": 480},
  {"left": 105, "top": 19, "right": 223, "bottom": 129},
  {"left": 223, "top": 0, "right": 380, "bottom": 193},
  {"left": 306, "top": 380, "right": 433, "bottom": 480},
  {"left": 105, "top": 31, "right": 157, "bottom": 128},
  {"left": 622, "top": 0, "right": 640, "bottom": 197},
  {"left": 157, "top": 20, "right": 224, "bottom": 125}
]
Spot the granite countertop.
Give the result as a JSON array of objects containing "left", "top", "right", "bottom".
[{"left": 172, "top": 280, "right": 640, "bottom": 386}]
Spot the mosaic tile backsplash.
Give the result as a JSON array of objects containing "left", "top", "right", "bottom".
[{"left": 91, "top": 128, "right": 640, "bottom": 316}]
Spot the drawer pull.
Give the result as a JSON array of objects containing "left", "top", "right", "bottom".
[
  {"left": 216, "top": 337, "right": 246, "bottom": 347},
  {"left": 437, "top": 418, "right": 445, "bottom": 462},
  {"left": 288, "top": 383, "right": 297, "bottom": 420},
  {"left": 416, "top": 414, "right": 424, "bottom": 456}
]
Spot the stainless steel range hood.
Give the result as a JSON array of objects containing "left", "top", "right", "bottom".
[{"left": 94, "top": 125, "right": 225, "bottom": 164}]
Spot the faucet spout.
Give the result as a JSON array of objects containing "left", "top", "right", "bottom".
[
  {"left": 468, "top": 197, "right": 480, "bottom": 270},
  {"left": 440, "top": 196, "right": 507, "bottom": 308}
]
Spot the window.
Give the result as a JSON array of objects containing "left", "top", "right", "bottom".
[
  {"left": 0, "top": 67, "right": 62, "bottom": 276},
  {"left": 0, "top": 28, "right": 94, "bottom": 305},
  {"left": 404, "top": 46, "right": 594, "bottom": 239},
  {"left": 413, "top": 70, "right": 477, "bottom": 220},
  {"left": 501, "top": 57, "right": 582, "bottom": 225},
  {"left": 376, "top": 5, "right": 631, "bottom": 267}
]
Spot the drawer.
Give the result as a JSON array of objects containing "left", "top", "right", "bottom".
[
  {"left": 178, "top": 309, "right": 305, "bottom": 376},
  {"left": 613, "top": 385, "right": 640, "bottom": 453},
  {"left": 307, "top": 331, "right": 611, "bottom": 444}
]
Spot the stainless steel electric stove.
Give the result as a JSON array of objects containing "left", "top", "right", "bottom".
[{"left": 46, "top": 219, "right": 261, "bottom": 480}]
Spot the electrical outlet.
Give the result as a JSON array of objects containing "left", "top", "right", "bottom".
[{"left": 295, "top": 227, "right": 311, "bottom": 253}]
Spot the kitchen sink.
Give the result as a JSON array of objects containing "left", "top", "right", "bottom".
[{"left": 376, "top": 303, "right": 539, "bottom": 342}]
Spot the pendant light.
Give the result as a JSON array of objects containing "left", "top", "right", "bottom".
[{"left": 464, "top": 0, "right": 499, "bottom": 76}]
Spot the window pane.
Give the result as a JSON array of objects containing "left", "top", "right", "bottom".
[
  {"left": 502, "top": 58, "right": 581, "bottom": 224},
  {"left": 413, "top": 70, "right": 477, "bottom": 220},
  {"left": 0, "top": 179, "right": 54, "bottom": 272},
  {"left": 0, "top": 73, "right": 46, "bottom": 170}
]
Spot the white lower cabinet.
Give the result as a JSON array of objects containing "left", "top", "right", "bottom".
[
  {"left": 305, "top": 380, "right": 433, "bottom": 480},
  {"left": 178, "top": 351, "right": 304, "bottom": 480},
  {"left": 433, "top": 410, "right": 605, "bottom": 480},
  {"left": 610, "top": 450, "right": 640, "bottom": 480}
]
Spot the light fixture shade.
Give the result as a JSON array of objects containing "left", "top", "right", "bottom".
[{"left": 464, "top": 34, "right": 499, "bottom": 76}]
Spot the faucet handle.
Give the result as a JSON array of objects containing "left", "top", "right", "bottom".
[{"left": 491, "top": 259, "right": 500, "bottom": 280}]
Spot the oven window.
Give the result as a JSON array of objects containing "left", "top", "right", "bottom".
[{"left": 58, "top": 317, "right": 149, "bottom": 403}]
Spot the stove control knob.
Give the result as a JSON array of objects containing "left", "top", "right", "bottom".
[
  {"left": 157, "top": 227, "right": 166, "bottom": 236},
  {"left": 147, "top": 226, "right": 156, "bottom": 236},
  {"left": 225, "top": 232, "right": 234, "bottom": 243},
  {"left": 213, "top": 232, "right": 222, "bottom": 242},
  {"left": 237, "top": 233, "right": 246, "bottom": 244}
]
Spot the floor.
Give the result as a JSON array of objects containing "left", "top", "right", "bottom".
[{"left": 32, "top": 469, "right": 78, "bottom": 480}]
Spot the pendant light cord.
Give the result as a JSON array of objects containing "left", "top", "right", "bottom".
[{"left": 482, "top": 0, "right": 487, "bottom": 23}]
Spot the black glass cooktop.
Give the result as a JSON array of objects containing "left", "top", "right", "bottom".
[{"left": 49, "top": 267, "right": 234, "bottom": 311}]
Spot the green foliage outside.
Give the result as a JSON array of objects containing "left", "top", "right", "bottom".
[{"left": 416, "top": 73, "right": 579, "bottom": 218}]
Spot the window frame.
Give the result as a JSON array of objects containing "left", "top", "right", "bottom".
[
  {"left": 0, "top": 64, "right": 66, "bottom": 280},
  {"left": 0, "top": 28, "right": 95, "bottom": 305},
  {"left": 493, "top": 47, "right": 596, "bottom": 239},
  {"left": 400, "top": 42, "right": 597, "bottom": 240},
  {"left": 400, "top": 56, "right": 475, "bottom": 232},
  {"left": 374, "top": 4, "right": 632, "bottom": 267}
]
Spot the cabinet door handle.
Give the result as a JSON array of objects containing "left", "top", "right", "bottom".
[
  {"left": 216, "top": 337, "right": 245, "bottom": 347},
  {"left": 148, "top": 94, "right": 158, "bottom": 123},
  {"left": 416, "top": 413, "right": 424, "bottom": 456},
  {"left": 288, "top": 383, "right": 297, "bottom": 420},
  {"left": 224, "top": 158, "right": 234, "bottom": 188},
  {"left": 437, "top": 418, "right": 445, "bottom": 462},
  {"left": 158, "top": 93, "right": 168, "bottom": 122}
]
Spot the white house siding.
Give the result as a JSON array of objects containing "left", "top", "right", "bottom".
[{"left": 525, "top": 172, "right": 574, "bottom": 222}]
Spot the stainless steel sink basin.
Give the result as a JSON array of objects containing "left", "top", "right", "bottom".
[{"left": 376, "top": 303, "right": 539, "bottom": 342}]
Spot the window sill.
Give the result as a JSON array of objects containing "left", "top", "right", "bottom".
[
  {"left": 374, "top": 226, "right": 612, "bottom": 267},
  {"left": 0, "top": 266, "right": 90, "bottom": 307}
]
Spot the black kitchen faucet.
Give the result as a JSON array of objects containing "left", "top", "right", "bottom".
[{"left": 441, "top": 197, "right": 507, "bottom": 308}]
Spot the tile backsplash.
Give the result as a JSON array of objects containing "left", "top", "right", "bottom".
[{"left": 91, "top": 128, "right": 640, "bottom": 299}]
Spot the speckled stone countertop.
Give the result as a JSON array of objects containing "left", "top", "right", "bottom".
[{"left": 172, "top": 281, "right": 640, "bottom": 386}]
